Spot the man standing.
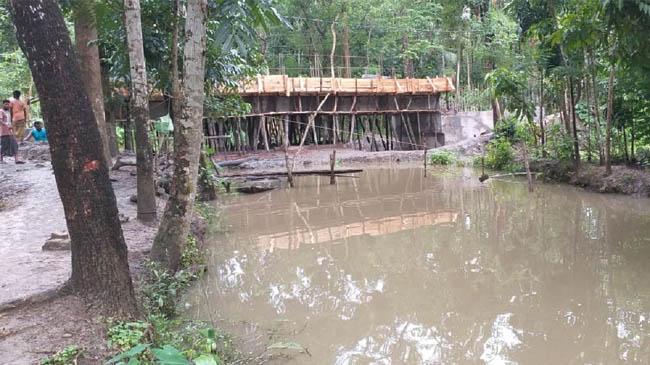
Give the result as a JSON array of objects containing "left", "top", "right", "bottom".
[
  {"left": 9, "top": 90, "right": 28, "bottom": 140},
  {"left": 0, "top": 99, "right": 19, "bottom": 163}
]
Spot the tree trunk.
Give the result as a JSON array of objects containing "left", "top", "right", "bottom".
[
  {"left": 124, "top": 0, "right": 157, "bottom": 222},
  {"left": 101, "top": 62, "right": 119, "bottom": 158},
  {"left": 456, "top": 44, "right": 462, "bottom": 107},
  {"left": 589, "top": 49, "right": 603, "bottom": 164},
  {"left": 491, "top": 98, "right": 501, "bottom": 126},
  {"left": 10, "top": 0, "right": 137, "bottom": 317},
  {"left": 539, "top": 69, "right": 546, "bottom": 158},
  {"left": 74, "top": 8, "right": 112, "bottom": 166},
  {"left": 605, "top": 62, "right": 616, "bottom": 175},
  {"left": 152, "top": 0, "right": 208, "bottom": 272},
  {"left": 170, "top": 0, "right": 182, "bottom": 124},
  {"left": 402, "top": 35, "right": 413, "bottom": 77},
  {"left": 330, "top": 21, "right": 337, "bottom": 78},
  {"left": 342, "top": 15, "right": 351, "bottom": 78},
  {"left": 569, "top": 78, "right": 580, "bottom": 169},
  {"left": 123, "top": 113, "right": 134, "bottom": 152},
  {"left": 621, "top": 124, "right": 630, "bottom": 164}
]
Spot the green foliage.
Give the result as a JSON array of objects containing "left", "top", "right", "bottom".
[
  {"left": 140, "top": 261, "right": 199, "bottom": 317},
  {"left": 107, "top": 322, "right": 236, "bottom": 365},
  {"left": 429, "top": 150, "right": 456, "bottom": 165},
  {"left": 636, "top": 146, "right": 650, "bottom": 166},
  {"left": 181, "top": 234, "right": 205, "bottom": 269},
  {"left": 40, "top": 346, "right": 81, "bottom": 365},
  {"left": 545, "top": 124, "right": 575, "bottom": 162},
  {"left": 479, "top": 139, "right": 515, "bottom": 171},
  {"left": 107, "top": 321, "right": 150, "bottom": 352},
  {"left": 494, "top": 116, "right": 517, "bottom": 141}
]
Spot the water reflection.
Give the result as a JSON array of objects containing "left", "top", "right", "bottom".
[{"left": 186, "top": 167, "right": 650, "bottom": 364}]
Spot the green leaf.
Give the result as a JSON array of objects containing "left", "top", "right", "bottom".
[
  {"left": 151, "top": 345, "right": 190, "bottom": 365},
  {"left": 193, "top": 354, "right": 218, "bottom": 365},
  {"left": 107, "top": 344, "right": 150, "bottom": 364}
]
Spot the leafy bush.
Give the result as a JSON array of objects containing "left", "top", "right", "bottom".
[
  {"left": 636, "top": 146, "right": 650, "bottom": 166},
  {"left": 40, "top": 346, "right": 81, "bottom": 365},
  {"left": 140, "top": 262, "right": 198, "bottom": 317},
  {"left": 429, "top": 150, "right": 456, "bottom": 165},
  {"left": 478, "top": 139, "right": 514, "bottom": 170},
  {"left": 545, "top": 124, "right": 574, "bottom": 162},
  {"left": 181, "top": 234, "right": 205, "bottom": 268},
  {"left": 494, "top": 116, "right": 517, "bottom": 141},
  {"left": 107, "top": 321, "right": 150, "bottom": 352}
]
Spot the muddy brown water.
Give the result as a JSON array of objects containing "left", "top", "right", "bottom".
[{"left": 185, "top": 166, "right": 650, "bottom": 364}]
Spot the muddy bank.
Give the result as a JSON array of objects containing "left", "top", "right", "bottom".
[
  {"left": 215, "top": 135, "right": 490, "bottom": 173},
  {"left": 532, "top": 160, "right": 650, "bottom": 197}
]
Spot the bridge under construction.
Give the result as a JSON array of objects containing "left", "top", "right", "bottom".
[{"left": 203, "top": 75, "right": 455, "bottom": 152}]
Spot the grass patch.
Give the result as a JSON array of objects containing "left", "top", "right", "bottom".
[
  {"left": 40, "top": 346, "right": 82, "bottom": 365},
  {"left": 429, "top": 150, "right": 456, "bottom": 165}
]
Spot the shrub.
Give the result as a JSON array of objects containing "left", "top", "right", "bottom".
[
  {"left": 107, "top": 321, "right": 150, "bottom": 352},
  {"left": 494, "top": 116, "right": 517, "bottom": 141},
  {"left": 636, "top": 146, "right": 650, "bottom": 166},
  {"left": 40, "top": 346, "right": 82, "bottom": 365},
  {"left": 480, "top": 139, "right": 514, "bottom": 170},
  {"left": 429, "top": 150, "right": 456, "bottom": 165}
]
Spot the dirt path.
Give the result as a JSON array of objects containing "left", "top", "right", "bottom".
[
  {"left": 0, "top": 160, "right": 164, "bottom": 364},
  {"left": 0, "top": 162, "right": 160, "bottom": 308}
]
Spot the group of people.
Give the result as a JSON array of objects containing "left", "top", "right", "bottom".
[{"left": 0, "top": 90, "right": 47, "bottom": 164}]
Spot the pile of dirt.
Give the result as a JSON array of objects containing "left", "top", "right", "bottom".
[
  {"left": 20, "top": 142, "right": 51, "bottom": 161},
  {"left": 436, "top": 132, "right": 493, "bottom": 158}
]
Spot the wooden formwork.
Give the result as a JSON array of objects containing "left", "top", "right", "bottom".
[{"left": 234, "top": 75, "right": 455, "bottom": 96}]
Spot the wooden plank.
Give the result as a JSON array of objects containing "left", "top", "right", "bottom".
[
  {"left": 222, "top": 168, "right": 363, "bottom": 178},
  {"left": 426, "top": 76, "right": 437, "bottom": 93}
]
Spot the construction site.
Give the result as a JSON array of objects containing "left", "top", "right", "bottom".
[{"left": 203, "top": 74, "right": 456, "bottom": 153}]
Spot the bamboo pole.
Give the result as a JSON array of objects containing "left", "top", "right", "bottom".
[{"left": 330, "top": 149, "right": 336, "bottom": 185}]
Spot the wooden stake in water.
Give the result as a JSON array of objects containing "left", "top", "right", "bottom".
[
  {"left": 285, "top": 149, "right": 294, "bottom": 188},
  {"left": 330, "top": 150, "right": 337, "bottom": 185},
  {"left": 423, "top": 148, "right": 427, "bottom": 177}
]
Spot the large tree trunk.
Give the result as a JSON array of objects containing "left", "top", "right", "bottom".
[
  {"left": 124, "top": 0, "right": 157, "bottom": 222},
  {"left": 605, "top": 62, "right": 616, "bottom": 175},
  {"left": 74, "top": 8, "right": 112, "bottom": 166},
  {"left": 10, "top": 0, "right": 137, "bottom": 317},
  {"left": 152, "top": 0, "right": 208, "bottom": 272}
]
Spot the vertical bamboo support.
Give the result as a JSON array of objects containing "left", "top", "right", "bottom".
[
  {"left": 423, "top": 148, "right": 427, "bottom": 177},
  {"left": 284, "top": 116, "right": 289, "bottom": 148},
  {"left": 330, "top": 149, "right": 336, "bottom": 185},
  {"left": 261, "top": 116, "right": 270, "bottom": 151},
  {"left": 285, "top": 149, "right": 294, "bottom": 188}
]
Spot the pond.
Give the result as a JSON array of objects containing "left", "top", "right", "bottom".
[{"left": 185, "top": 166, "right": 650, "bottom": 364}]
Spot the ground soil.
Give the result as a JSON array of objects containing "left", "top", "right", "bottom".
[{"left": 0, "top": 156, "right": 163, "bottom": 365}]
